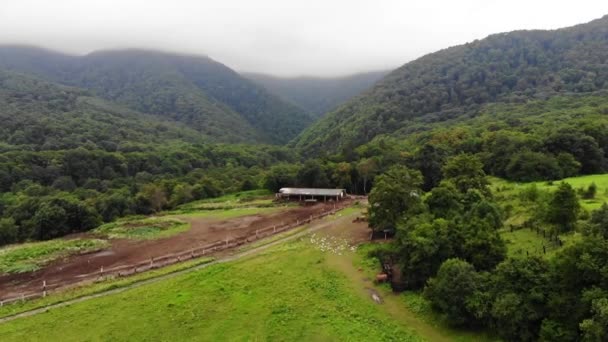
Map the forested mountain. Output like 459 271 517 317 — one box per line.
293 15 608 154
0 69 211 151
244 70 389 118
0 46 312 144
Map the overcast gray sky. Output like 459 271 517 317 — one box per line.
1 0 607 76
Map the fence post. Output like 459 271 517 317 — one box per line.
0 300 3 307
203 249 206 255
150 258 154 267
21 294 25 302
43 280 47 298
100 266 104 276
273 226 276 233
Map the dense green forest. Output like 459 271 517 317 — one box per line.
0 46 312 144
244 70 388 118
0 69 209 150
293 15 608 155
366 155 608 341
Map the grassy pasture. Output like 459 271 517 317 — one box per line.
492 174 608 211
95 217 189 240
0 239 423 341
0 239 108 274
176 206 283 219
178 189 275 211
533 174 608 210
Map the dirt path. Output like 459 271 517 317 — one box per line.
317 207 454 342
0 202 346 299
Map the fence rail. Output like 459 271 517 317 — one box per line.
0 204 348 306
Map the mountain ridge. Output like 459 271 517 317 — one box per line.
291 14 608 155
0 46 313 144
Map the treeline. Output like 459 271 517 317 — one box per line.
0 143 296 246
367 154 607 341
315 95 608 190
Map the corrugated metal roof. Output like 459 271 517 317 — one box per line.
278 188 346 196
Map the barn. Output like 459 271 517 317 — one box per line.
276 188 347 202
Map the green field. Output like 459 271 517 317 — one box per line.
95 217 190 240
178 189 275 211
176 206 284 219
0 240 423 341
0 239 108 274
491 174 606 260
492 173 608 211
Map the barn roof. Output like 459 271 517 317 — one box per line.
278 188 346 196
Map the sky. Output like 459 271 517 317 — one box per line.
0 0 607 76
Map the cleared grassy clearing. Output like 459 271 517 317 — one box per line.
95 217 189 240
500 228 558 259
0 240 422 341
0 239 108 274
492 174 608 211
491 175 606 258
178 189 275 210
534 174 608 210
176 206 283 219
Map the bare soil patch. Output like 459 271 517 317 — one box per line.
0 201 347 300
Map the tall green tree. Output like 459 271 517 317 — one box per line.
424 258 480 327
357 158 378 194
546 182 580 233
442 154 490 195
368 165 423 232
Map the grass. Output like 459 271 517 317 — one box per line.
176 206 283 219
0 240 423 341
491 174 608 258
95 217 189 240
0 257 214 319
533 174 608 210
500 228 558 259
0 239 108 274
178 189 275 210
492 173 608 211
237 225 309 252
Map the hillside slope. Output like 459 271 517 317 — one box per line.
244 70 389 118
292 15 608 155
0 69 208 151
0 47 312 144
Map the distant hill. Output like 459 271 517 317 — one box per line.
292 15 608 155
0 69 209 151
0 46 313 144
244 70 389 118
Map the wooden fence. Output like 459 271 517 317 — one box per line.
0 205 347 306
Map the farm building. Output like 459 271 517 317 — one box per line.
276 188 347 202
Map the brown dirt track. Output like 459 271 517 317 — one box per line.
0 201 349 300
